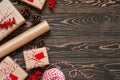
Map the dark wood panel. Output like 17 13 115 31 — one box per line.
42 4 120 14
12 0 120 14
43 36 120 58
49 58 120 80
42 14 120 36
57 0 120 7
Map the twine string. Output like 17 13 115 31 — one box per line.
46 61 95 79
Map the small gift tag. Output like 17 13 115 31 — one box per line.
23 47 49 70
0 0 26 41
21 0 46 10
0 56 28 80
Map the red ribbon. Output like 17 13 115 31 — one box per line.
28 0 34 3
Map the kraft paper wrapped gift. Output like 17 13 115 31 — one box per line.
0 0 26 41
21 0 46 10
23 47 49 70
0 56 28 80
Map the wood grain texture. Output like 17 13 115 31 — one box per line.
0 0 120 80
41 14 120 36
12 0 120 13
42 0 120 13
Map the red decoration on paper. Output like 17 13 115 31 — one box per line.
9 73 18 80
28 0 34 2
0 17 16 29
48 0 57 10
35 52 45 60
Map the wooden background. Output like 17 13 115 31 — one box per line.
0 0 120 80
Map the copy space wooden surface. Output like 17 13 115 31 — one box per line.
0 0 120 80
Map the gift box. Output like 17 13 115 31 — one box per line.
0 0 26 41
21 0 46 10
0 56 28 80
23 47 49 70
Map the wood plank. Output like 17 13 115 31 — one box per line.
43 36 120 58
42 4 120 14
12 0 120 14
57 0 120 6
42 14 120 36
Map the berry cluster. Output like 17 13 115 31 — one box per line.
48 0 57 10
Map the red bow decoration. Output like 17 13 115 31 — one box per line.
0 17 16 29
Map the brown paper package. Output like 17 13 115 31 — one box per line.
0 0 26 41
23 47 49 70
0 56 28 80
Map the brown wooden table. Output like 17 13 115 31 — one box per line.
0 0 120 80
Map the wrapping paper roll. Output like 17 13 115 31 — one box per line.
0 20 51 58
